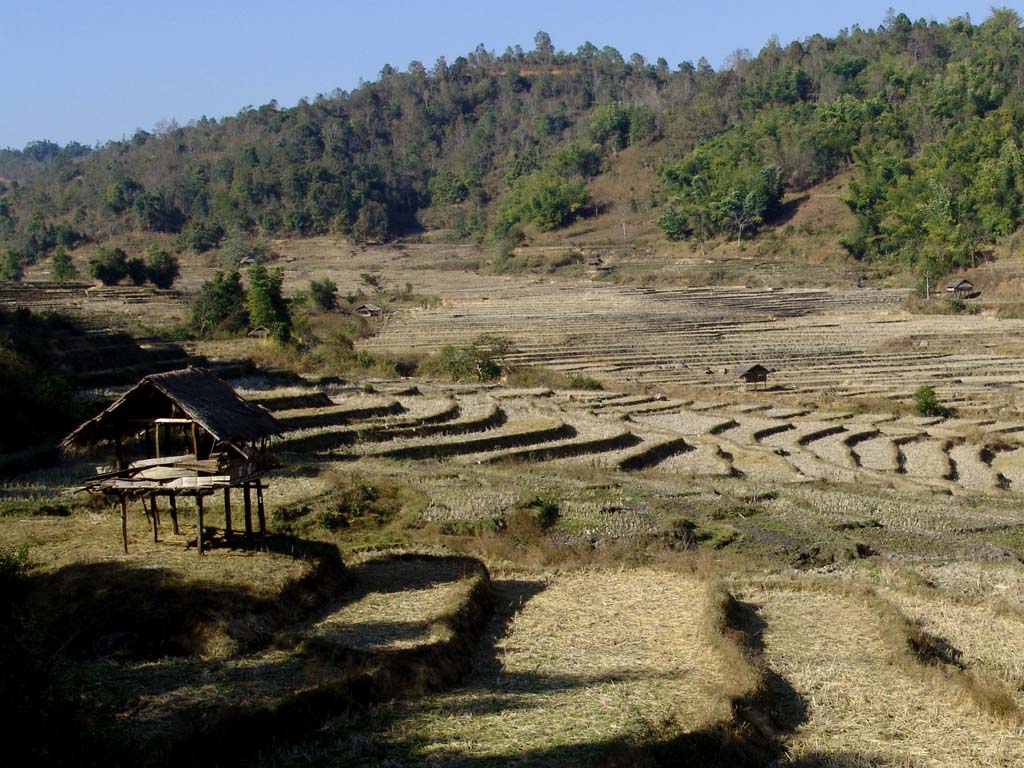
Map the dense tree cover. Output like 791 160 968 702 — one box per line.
190 266 289 341
5 10 1024 278
0 309 86 454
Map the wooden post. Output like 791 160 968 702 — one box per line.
169 494 179 535
243 483 253 541
256 481 266 534
154 423 161 459
196 495 205 555
120 495 129 554
114 435 125 471
149 494 159 542
191 421 199 458
223 487 233 545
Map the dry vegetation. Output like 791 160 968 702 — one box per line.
6 232 1024 766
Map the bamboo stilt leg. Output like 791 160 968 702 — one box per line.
149 494 159 543
120 496 129 554
169 495 179 535
223 487 232 545
243 483 253 541
196 495 205 555
256 482 266 534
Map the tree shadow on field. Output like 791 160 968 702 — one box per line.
730 598 809 733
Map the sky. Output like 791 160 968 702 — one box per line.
1 1 1006 149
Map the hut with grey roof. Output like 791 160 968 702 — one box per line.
945 278 975 297
63 367 283 555
355 302 383 318
732 363 771 389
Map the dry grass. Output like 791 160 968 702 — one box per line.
306 555 481 652
739 584 1024 766
0 505 308 594
357 568 731 766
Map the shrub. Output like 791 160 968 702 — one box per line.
50 246 77 281
0 249 22 283
125 257 147 286
506 496 560 544
567 373 604 390
913 385 949 417
425 335 513 381
308 278 338 311
88 246 129 285
190 271 247 337
145 246 180 289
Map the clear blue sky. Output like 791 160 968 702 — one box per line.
1 1 1003 149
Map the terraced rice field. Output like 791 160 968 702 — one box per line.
739 585 1024 766
286 568 734 767
256 379 1024 498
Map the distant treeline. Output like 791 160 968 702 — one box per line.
4 11 1024 278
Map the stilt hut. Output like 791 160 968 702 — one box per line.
945 278 975 298
732 363 771 390
62 368 283 555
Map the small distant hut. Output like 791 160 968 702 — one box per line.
732 363 771 389
238 256 257 267
355 303 383 318
247 325 270 339
62 368 283 555
945 278 975 298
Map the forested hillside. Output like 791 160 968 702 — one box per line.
4 10 1024 280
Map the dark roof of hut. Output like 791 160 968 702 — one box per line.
731 363 770 378
946 278 974 289
62 368 283 450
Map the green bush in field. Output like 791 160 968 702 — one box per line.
913 385 949 417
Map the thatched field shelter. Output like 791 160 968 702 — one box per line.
732 363 771 389
62 368 283 555
946 278 975 297
355 302 383 318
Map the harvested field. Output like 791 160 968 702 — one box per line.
14 239 1024 767
742 586 1024 766
306 556 482 652
309 568 734 766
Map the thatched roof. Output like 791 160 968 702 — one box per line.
731 363 770 378
62 368 282 451
946 278 974 290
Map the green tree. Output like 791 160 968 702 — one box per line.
434 334 514 381
50 246 77 281
1 250 22 282
126 257 147 286
308 278 338 310
88 246 128 285
498 170 589 232
913 385 949 417
246 264 290 341
190 271 247 337
144 246 180 289
352 201 389 242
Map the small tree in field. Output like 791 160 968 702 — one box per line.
1 249 23 282
308 278 338 310
247 264 290 341
51 246 77 281
126 257 147 286
913 385 948 417
88 246 129 285
145 246 180 289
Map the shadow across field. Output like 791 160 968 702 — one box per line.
8 540 493 768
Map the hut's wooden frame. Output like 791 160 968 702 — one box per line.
63 368 283 555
